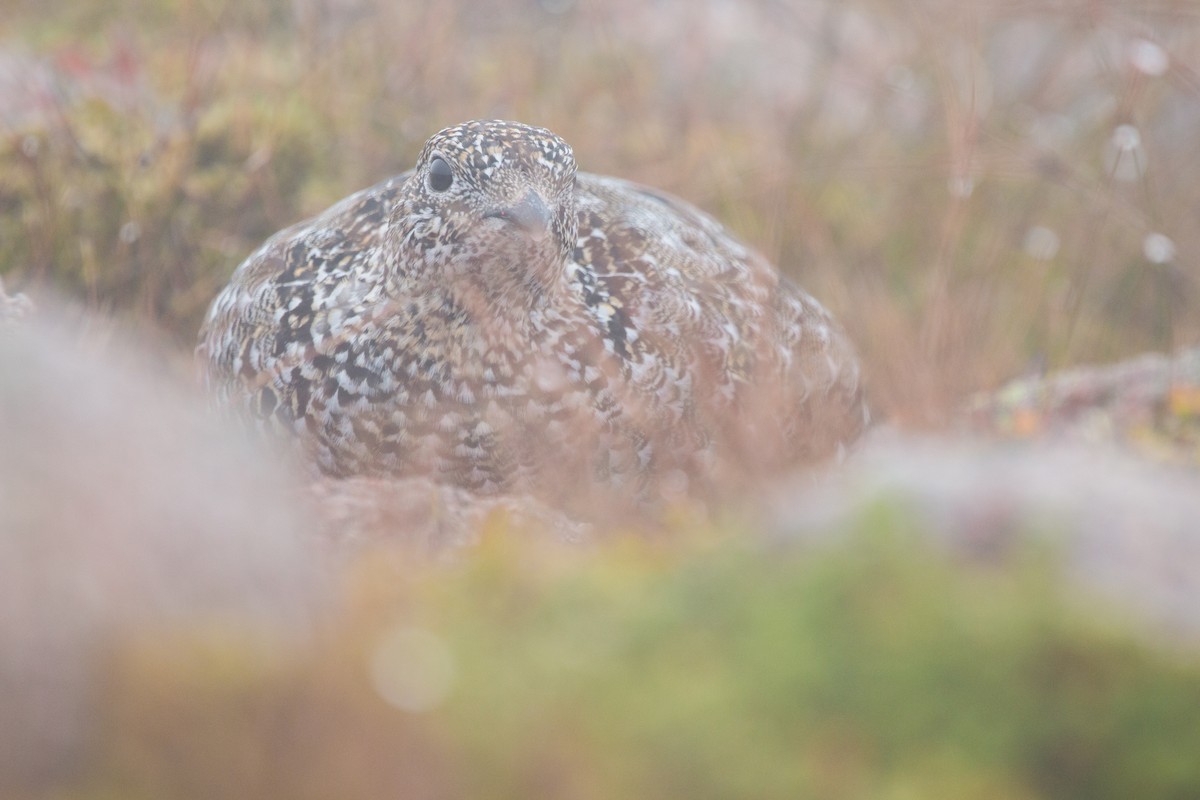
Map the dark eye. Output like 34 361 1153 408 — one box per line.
428 156 453 192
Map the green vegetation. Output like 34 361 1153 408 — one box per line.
75 526 1200 799
4 2 1200 797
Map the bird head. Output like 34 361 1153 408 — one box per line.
391 120 579 311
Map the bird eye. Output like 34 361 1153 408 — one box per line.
427 156 453 192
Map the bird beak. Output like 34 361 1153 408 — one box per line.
486 189 552 241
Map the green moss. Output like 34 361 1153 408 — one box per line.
61 520 1200 800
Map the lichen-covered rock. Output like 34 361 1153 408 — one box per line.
769 431 1200 644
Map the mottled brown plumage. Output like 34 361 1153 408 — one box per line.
199 120 866 508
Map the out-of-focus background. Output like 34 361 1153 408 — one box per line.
4 0 1198 419
4 1 1200 798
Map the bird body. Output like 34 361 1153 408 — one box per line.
199 121 865 507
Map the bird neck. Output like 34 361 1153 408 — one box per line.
442 259 579 338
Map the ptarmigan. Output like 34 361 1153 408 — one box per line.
199 120 866 508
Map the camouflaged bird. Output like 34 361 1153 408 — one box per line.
199 120 866 507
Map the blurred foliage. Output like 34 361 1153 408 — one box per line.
2 0 1199 422
4 4 1200 798
47 522 1200 799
